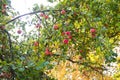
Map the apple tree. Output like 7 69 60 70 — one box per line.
0 0 120 80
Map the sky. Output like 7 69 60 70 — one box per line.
11 0 57 14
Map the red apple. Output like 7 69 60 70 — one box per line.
90 28 96 33
63 39 69 44
65 31 71 36
36 23 41 28
3 4 6 9
34 41 39 46
91 33 96 38
45 48 52 56
53 24 59 30
79 50 83 53
68 35 72 39
61 10 66 14
40 13 45 17
44 15 49 19
17 30 22 34
61 32 65 36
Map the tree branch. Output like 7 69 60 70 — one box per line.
52 54 107 74
0 29 15 80
5 10 63 25
3 29 13 60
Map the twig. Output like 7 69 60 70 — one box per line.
83 15 91 28
35 14 42 23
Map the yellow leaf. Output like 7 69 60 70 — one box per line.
74 20 82 28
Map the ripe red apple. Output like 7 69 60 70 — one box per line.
79 50 83 53
17 30 22 34
68 35 72 39
61 32 65 36
45 48 52 56
3 4 6 9
36 23 41 28
40 13 45 17
53 24 59 30
91 33 96 38
44 15 49 19
63 39 69 44
34 41 39 46
61 10 66 14
90 28 96 33
65 31 71 36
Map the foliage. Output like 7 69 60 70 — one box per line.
0 0 120 80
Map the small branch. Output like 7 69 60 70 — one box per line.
35 14 42 23
53 54 79 63
109 31 120 38
66 58 79 63
88 65 103 74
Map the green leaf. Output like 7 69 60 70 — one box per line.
18 67 25 72
36 61 49 70
27 61 35 67
20 56 25 61
47 0 54 3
